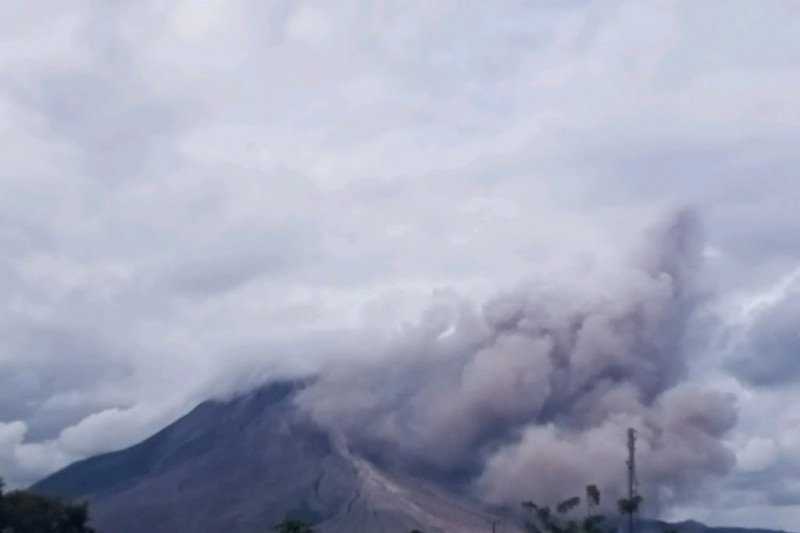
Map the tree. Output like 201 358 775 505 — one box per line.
617 493 642 532
616 495 642 516
522 485 610 533
273 518 314 533
585 485 599 509
522 485 652 533
0 488 95 533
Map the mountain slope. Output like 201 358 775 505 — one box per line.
32 381 793 533
33 381 513 533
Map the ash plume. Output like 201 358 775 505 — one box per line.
296 209 737 514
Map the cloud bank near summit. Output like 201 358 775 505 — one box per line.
2 1 800 529
298 210 737 512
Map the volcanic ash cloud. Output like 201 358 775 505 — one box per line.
297 209 737 513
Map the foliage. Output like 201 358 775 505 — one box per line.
617 495 642 515
0 477 95 533
522 485 616 533
585 485 600 508
556 497 581 514
521 483 655 533
272 518 314 533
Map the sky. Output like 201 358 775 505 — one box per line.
1 0 800 529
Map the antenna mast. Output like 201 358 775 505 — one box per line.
626 427 638 533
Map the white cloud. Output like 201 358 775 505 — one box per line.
737 437 779 473
0 421 69 487
0 2 800 528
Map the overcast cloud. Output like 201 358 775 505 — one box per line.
2 1 800 529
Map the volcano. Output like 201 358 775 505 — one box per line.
32 381 516 533
31 381 787 533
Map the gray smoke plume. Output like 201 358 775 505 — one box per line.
296 209 737 514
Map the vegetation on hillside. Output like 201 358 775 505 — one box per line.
520 486 679 533
273 518 315 533
0 476 96 533
522 484 610 533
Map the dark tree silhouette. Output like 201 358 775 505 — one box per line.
522 485 612 533
616 495 643 533
273 518 315 533
0 476 95 533
585 485 600 508
522 484 654 533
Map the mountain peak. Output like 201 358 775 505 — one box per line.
32 380 793 533
32 381 514 533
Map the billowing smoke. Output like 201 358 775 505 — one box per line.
296 209 737 514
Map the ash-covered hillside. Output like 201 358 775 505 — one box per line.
32 381 516 533
32 381 793 533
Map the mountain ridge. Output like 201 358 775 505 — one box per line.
32 381 792 533
34 381 514 532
